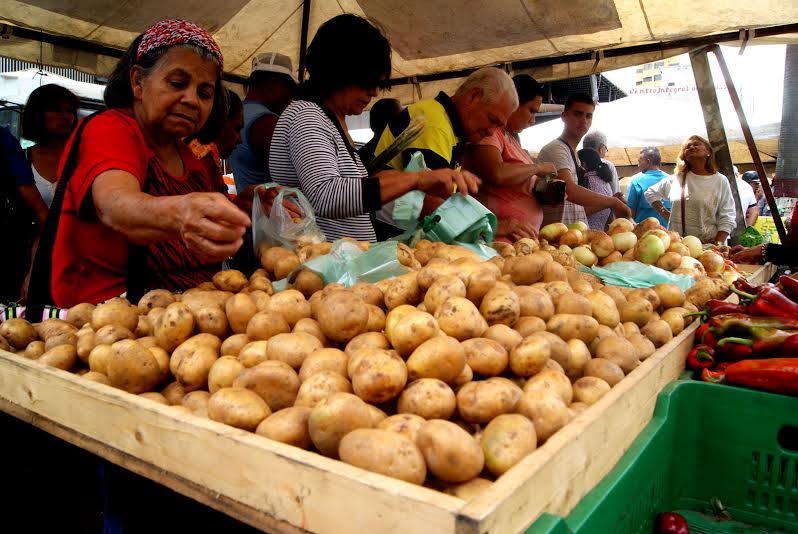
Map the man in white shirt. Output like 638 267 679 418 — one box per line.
733 166 759 227
536 93 631 226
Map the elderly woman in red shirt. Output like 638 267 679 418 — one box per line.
32 20 250 308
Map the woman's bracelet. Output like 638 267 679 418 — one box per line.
761 243 769 264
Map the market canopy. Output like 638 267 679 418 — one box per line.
2 1 798 103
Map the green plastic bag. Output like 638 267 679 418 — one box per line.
738 226 763 247
273 240 410 290
579 261 695 290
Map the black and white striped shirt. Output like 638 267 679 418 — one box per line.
269 100 382 242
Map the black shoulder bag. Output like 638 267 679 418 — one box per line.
27 112 149 319
559 138 588 188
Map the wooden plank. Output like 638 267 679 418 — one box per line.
0 352 464 534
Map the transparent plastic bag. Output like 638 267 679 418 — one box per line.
579 261 695 290
252 183 325 252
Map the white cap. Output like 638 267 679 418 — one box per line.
250 52 297 84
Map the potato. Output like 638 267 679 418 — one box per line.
274 254 301 280
466 268 499 306
508 252 548 285
569 402 590 417
509 334 551 377
256 406 312 449
208 387 271 431
622 322 641 338
315 291 369 344
147 307 166 331
397 378 456 419
249 290 272 312
345 332 390 356
585 291 620 328
513 316 548 337
107 339 160 393
170 335 219 392
595 337 640 373
377 413 426 442
481 414 537 476
237 340 269 368
461 338 508 377
352 350 407 404
264 290 311 329
545 281 572 303
627 333 657 361
137 289 174 314
0 334 9 352
424 275 467 315
565 339 591 380
299 348 348 381
388 310 440 356
292 318 328 345
339 428 427 485
139 392 169 405
35 318 77 341
42 330 78 353
452 363 474 387
93 324 133 347
149 346 171 384
476 286 520 327
246 310 291 342
191 305 228 338
406 335 466 383
223 294 257 335
91 301 138 333
180 289 231 314
161 381 186 405
523 369 573 404
364 305 386 333
24 340 46 360
38 344 78 371
249 275 274 295
67 302 96 328
515 390 572 442
261 246 294 275
384 273 422 309
88 344 112 374
416 420 484 483
182 390 211 416
155 302 195 352
514 287 555 320
583 358 625 387
556 293 592 316
572 376 612 405
542 260 568 282
266 332 323 369
292 269 325 299
416 259 457 291
218 334 248 358
531 331 573 372
443 478 493 500
546 314 599 344
483 324 523 354
294 371 352 408
0 318 37 349
620 298 654 327
234 360 300 411
435 297 487 341
207 356 246 394
350 282 384 308
308 392 373 457
82 371 111 385
641 320 673 348
653 283 685 309
659 307 686 336
456 378 523 424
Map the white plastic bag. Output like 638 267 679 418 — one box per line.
252 183 325 251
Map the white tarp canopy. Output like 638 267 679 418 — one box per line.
2 1 798 103
0 68 105 105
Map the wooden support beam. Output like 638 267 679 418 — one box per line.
689 47 745 243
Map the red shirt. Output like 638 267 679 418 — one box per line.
51 110 226 307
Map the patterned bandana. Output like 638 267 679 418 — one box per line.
136 19 224 70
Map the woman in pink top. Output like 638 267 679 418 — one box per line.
464 75 556 240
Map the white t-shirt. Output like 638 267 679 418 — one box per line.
644 171 737 242
735 177 757 213
32 163 55 208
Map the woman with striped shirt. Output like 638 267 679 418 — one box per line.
269 14 479 242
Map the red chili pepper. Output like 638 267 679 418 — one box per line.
685 300 748 321
724 358 798 396
783 334 798 357
695 323 717 348
709 314 798 336
654 512 690 534
731 285 798 320
687 344 715 369
734 278 758 294
779 275 798 302
716 337 754 361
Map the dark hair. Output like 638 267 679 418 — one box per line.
250 70 296 89
639 146 661 166
578 147 613 183
21 84 79 143
368 98 402 133
512 74 545 105
564 92 596 111
104 33 226 134
302 14 392 100
193 88 240 144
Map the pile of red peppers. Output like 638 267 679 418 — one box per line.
687 275 798 397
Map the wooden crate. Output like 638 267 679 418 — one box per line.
0 264 775 534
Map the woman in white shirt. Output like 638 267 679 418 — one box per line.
644 135 736 244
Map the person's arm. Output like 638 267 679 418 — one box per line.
745 205 759 227
715 178 737 243
17 184 49 227
464 144 556 188
92 170 250 263
644 178 672 220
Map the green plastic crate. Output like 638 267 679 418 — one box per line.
528 381 798 534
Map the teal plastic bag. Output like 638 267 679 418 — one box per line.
579 261 695 290
273 240 410 291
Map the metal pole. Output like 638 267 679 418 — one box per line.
297 0 312 83
690 46 745 242
710 44 787 242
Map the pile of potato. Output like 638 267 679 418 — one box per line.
0 237 725 497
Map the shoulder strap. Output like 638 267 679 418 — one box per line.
680 173 687 236
559 138 587 188
27 111 103 316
